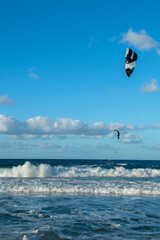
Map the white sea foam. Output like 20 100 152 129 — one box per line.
0 161 160 178
0 162 53 178
23 236 28 240
0 162 159 196
0 177 159 196
117 163 127 166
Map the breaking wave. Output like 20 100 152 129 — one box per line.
0 161 160 178
0 177 159 196
0 162 160 196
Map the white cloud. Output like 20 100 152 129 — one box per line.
8 134 37 140
26 116 55 134
0 115 22 134
141 79 160 92
126 124 137 130
120 29 159 50
54 118 87 133
107 132 115 139
8 134 55 140
0 115 149 144
140 123 160 130
0 115 138 138
78 135 103 139
0 95 14 105
121 133 144 144
37 118 108 136
41 134 55 139
107 122 135 131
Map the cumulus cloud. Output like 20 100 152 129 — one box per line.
107 122 135 131
0 95 14 105
108 122 124 131
0 115 147 144
0 114 140 140
54 118 88 133
121 133 144 144
141 79 160 92
26 116 55 134
0 115 23 134
0 115 140 138
120 29 159 50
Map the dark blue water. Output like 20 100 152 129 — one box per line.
0 159 160 239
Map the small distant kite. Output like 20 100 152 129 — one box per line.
114 129 120 139
125 48 138 77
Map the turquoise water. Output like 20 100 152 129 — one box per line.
0 159 160 239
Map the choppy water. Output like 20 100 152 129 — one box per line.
0 159 160 239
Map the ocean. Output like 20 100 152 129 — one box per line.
0 159 160 240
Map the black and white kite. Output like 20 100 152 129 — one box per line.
114 129 120 139
125 48 138 77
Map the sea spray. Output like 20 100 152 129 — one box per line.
0 161 53 178
0 161 160 178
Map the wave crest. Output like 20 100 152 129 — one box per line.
0 161 160 178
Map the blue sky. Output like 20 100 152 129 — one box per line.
1 0 160 159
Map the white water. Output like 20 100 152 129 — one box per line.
0 177 159 195
0 162 160 196
0 161 160 178
0 162 159 196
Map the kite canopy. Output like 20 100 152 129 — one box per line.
125 48 138 77
114 129 120 139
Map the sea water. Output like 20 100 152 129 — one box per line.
0 159 160 239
